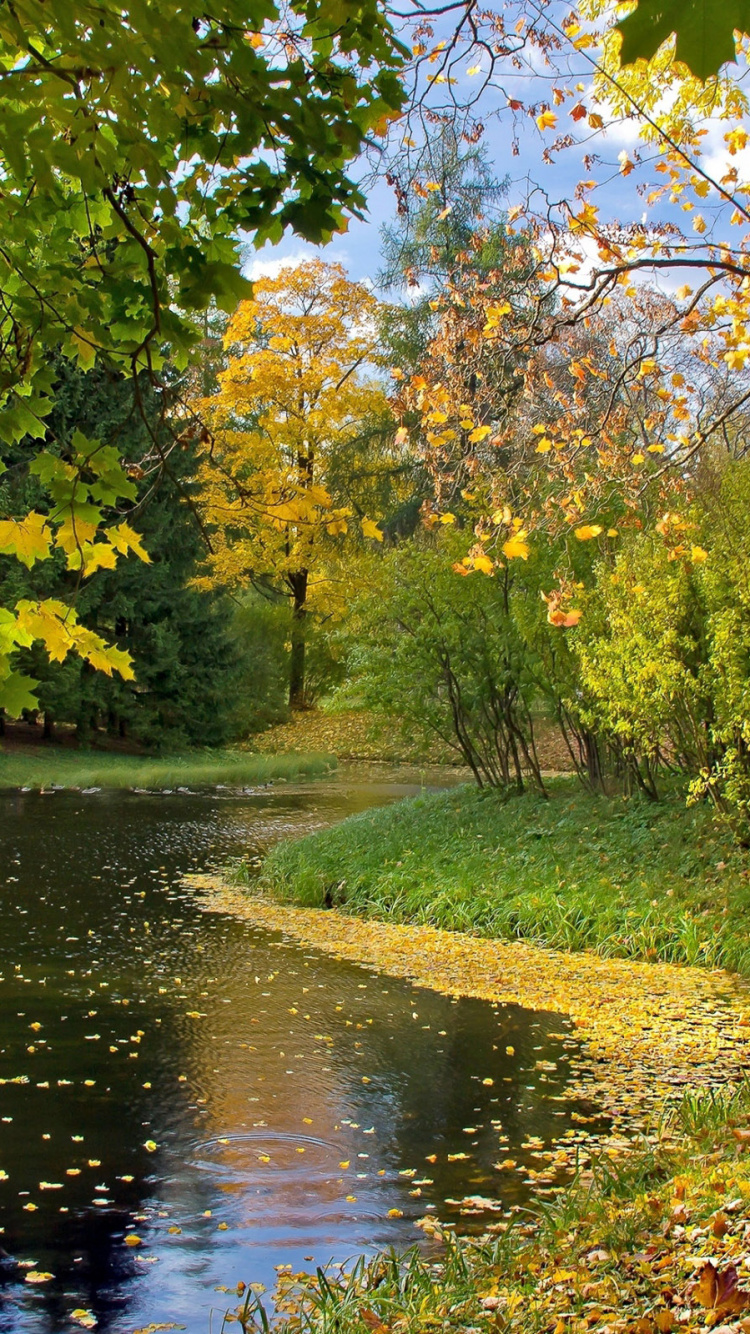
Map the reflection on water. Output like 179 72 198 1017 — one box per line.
0 769 602 1333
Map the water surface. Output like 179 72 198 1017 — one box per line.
0 768 600 1333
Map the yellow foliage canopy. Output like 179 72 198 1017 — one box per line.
196 260 391 610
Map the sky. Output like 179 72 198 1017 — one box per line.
239 6 750 296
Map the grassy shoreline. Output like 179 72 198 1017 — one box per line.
0 746 336 793
229 1084 750 1334
256 780 750 975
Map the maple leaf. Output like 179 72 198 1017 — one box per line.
692 1261 749 1316
0 513 52 569
362 517 384 542
548 607 583 627
616 0 750 81
503 535 530 560
106 522 150 563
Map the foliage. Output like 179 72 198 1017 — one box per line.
257 778 750 973
0 360 242 748
195 260 406 707
616 0 749 80
0 0 404 713
573 537 712 800
377 130 511 379
381 0 750 596
344 537 547 790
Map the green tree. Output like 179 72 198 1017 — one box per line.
0 0 404 713
345 535 547 791
1 360 241 747
378 131 510 378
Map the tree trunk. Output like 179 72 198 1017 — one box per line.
43 711 55 741
288 570 308 710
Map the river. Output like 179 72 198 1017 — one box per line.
0 766 600 1333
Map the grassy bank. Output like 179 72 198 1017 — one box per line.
257 780 750 974
230 1085 750 1334
0 747 336 792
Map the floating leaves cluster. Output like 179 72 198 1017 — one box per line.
196 883 750 1134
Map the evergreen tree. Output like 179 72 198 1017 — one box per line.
0 360 241 748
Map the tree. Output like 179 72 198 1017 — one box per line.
0 359 242 747
0 0 404 715
345 534 547 791
195 260 396 708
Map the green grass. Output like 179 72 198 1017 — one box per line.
257 778 750 974
0 746 337 792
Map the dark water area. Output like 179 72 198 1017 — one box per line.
0 768 602 1333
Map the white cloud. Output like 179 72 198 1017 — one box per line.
242 244 325 281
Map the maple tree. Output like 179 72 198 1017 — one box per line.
0 0 404 716
195 260 399 708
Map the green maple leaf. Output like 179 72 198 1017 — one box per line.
0 670 39 718
616 0 750 80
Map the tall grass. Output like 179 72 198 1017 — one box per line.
0 747 336 792
258 779 750 974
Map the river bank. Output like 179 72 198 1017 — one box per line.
194 878 750 1133
196 881 750 1334
0 746 336 792
229 1081 750 1334
253 780 750 975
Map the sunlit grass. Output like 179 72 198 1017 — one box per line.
0 746 336 792
258 779 750 974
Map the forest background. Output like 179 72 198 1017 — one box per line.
4 0 750 840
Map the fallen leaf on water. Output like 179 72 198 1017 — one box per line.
71 1311 96 1330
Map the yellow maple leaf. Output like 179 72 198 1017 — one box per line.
106 522 150 562
472 553 494 575
362 517 384 542
503 535 530 560
536 110 557 131
0 513 52 568
574 525 603 540
570 202 599 233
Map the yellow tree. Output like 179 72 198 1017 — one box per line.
196 260 390 708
